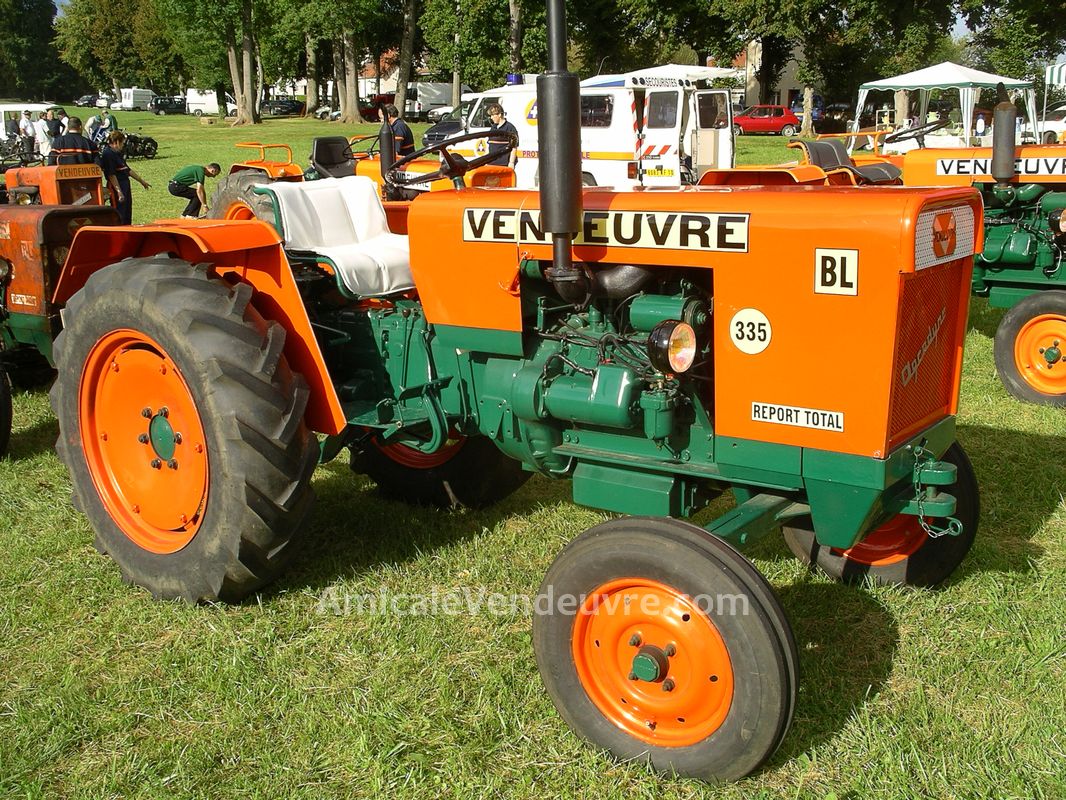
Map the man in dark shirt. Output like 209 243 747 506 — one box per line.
48 117 98 165
486 103 518 168
100 131 151 224
168 162 221 218
385 105 415 158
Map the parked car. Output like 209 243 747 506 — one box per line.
427 105 453 122
262 98 305 116
789 94 825 121
732 105 801 136
421 114 463 148
815 102 853 134
74 94 99 108
1023 108 1066 144
149 95 186 115
95 95 114 109
360 93 395 122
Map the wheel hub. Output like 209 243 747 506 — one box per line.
630 644 670 683
1014 315 1066 394
148 410 177 461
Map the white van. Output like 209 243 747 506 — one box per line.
113 87 156 111
186 89 238 117
405 82 472 121
449 65 735 188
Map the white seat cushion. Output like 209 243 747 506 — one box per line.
264 177 414 296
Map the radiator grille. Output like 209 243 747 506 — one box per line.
914 204 976 271
888 260 965 448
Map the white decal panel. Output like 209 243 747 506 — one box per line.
936 157 1066 177
751 402 844 432
814 248 858 295
462 208 749 252
914 204 976 271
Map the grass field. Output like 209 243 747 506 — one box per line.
1 113 1065 799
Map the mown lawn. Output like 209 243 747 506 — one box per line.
1 113 1064 799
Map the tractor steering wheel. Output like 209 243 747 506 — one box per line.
346 133 380 161
384 129 518 188
882 118 952 147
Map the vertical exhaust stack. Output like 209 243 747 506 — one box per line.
991 82 1017 188
538 0 583 279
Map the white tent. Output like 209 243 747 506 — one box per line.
582 64 741 89
855 61 1038 146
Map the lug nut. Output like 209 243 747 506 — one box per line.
150 459 162 469
662 679 675 692
138 433 149 444
174 433 182 444
629 634 642 647
664 644 676 657
167 459 178 470
159 407 169 418
628 671 638 681
141 407 153 418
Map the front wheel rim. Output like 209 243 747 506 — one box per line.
833 514 927 566
1013 314 1066 395
79 330 209 554
571 577 734 747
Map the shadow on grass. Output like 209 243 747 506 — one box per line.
266 460 573 599
952 423 1060 579
967 295 1004 339
6 414 57 461
771 580 898 763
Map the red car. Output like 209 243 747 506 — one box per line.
733 105 801 136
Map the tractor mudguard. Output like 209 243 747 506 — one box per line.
52 219 346 435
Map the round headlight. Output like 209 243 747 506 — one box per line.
648 320 697 374
1049 207 1065 237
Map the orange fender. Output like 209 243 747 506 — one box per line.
53 219 346 435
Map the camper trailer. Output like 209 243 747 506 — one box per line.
448 65 736 188
113 88 156 111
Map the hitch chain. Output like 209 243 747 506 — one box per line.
912 445 963 539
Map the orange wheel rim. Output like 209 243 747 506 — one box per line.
572 578 734 747
1013 314 1066 395
834 514 927 566
222 201 256 221
79 330 209 554
374 432 466 469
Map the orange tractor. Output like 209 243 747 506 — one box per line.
18 0 986 781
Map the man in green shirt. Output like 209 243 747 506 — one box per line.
168 163 221 218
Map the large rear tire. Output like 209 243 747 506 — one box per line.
207 171 275 224
51 257 318 602
351 434 530 509
533 517 797 782
993 290 1066 406
783 442 979 588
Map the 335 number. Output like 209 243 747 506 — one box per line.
734 320 768 343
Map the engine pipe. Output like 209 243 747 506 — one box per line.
538 0 582 278
991 82 1017 188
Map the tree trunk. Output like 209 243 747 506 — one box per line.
332 36 347 119
394 0 418 117
507 0 523 75
305 35 318 116
800 85 814 138
339 30 364 124
225 25 246 120
234 0 259 125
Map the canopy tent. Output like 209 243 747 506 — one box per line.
854 61 1038 146
582 64 741 89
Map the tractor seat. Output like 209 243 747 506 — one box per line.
791 138 902 184
261 177 414 297
310 136 356 178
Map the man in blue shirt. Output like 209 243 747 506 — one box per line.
385 105 415 158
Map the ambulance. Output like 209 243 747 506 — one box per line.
448 64 736 187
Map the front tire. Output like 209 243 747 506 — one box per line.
733 124 743 136
534 517 797 782
352 434 530 509
780 124 797 137
993 290 1066 405
51 258 318 602
783 442 979 588
207 171 274 224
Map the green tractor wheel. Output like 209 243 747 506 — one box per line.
0 362 11 459
51 257 318 602
993 290 1066 406
783 442 979 588
533 516 797 782
351 433 530 509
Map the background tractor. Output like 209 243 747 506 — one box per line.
28 0 984 783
